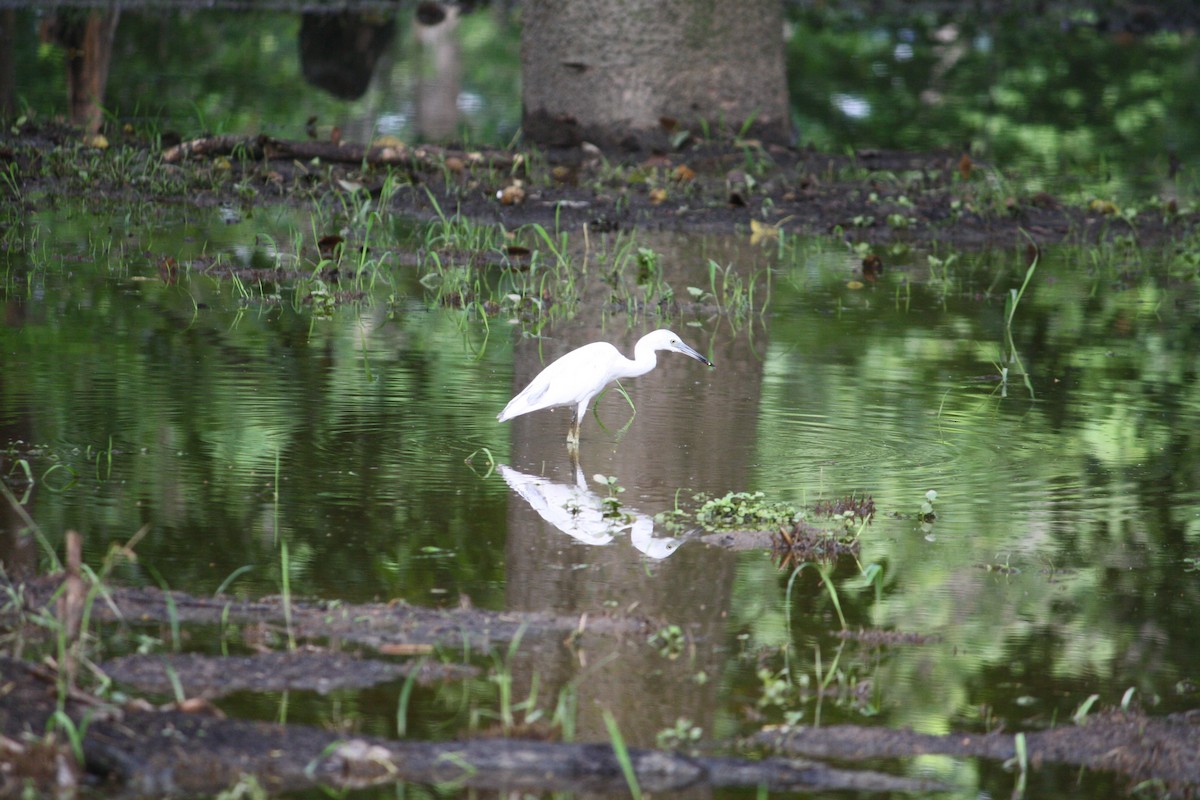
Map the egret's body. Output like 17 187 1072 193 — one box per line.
498 329 713 444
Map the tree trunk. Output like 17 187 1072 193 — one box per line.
521 0 790 150
41 10 120 133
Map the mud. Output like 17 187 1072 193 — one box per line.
754 712 1200 797
2 570 1199 796
3 125 1197 252
101 650 477 700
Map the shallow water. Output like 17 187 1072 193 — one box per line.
2 202 1199 796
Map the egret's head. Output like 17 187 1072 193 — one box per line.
646 329 713 367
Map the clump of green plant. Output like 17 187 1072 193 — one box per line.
693 491 799 531
648 624 686 660
752 645 877 726
919 489 937 522
685 260 763 322
593 474 626 519
655 717 702 750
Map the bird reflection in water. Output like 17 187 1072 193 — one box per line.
498 464 688 559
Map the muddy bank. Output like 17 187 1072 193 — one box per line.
755 713 1200 797
4 125 1197 251
0 657 946 798
3 572 1200 796
9 574 656 654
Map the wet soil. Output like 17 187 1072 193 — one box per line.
755 712 1200 797
0 656 949 798
3 571 1199 797
4 125 1198 254
1 577 948 797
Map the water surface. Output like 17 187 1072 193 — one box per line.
3 203 1199 796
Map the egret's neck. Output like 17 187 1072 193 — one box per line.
623 344 658 379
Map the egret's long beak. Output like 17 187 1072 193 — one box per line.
677 343 714 368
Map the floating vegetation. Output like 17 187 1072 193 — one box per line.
693 491 800 531
810 494 875 527
770 523 860 570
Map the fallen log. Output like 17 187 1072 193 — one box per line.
0 658 946 797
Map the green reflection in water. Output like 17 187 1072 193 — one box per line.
724 238 1200 748
1 207 514 607
3 202 1200 800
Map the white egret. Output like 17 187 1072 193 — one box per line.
498 329 713 444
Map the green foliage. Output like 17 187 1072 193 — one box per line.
648 624 686 660
784 8 1200 202
12 9 520 145
693 492 799 531
655 717 702 750
593 474 626 518
601 709 642 800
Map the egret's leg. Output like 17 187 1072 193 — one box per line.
567 400 588 446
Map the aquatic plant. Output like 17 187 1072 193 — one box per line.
770 523 860 570
655 717 702 750
601 709 643 800
693 491 799 530
648 624 686 660
593 474 626 518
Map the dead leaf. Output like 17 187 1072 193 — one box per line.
958 153 973 180
648 187 668 205
444 156 464 174
1089 199 1120 215
378 643 435 656
498 182 526 205
672 164 696 182
176 698 224 716
749 216 792 246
